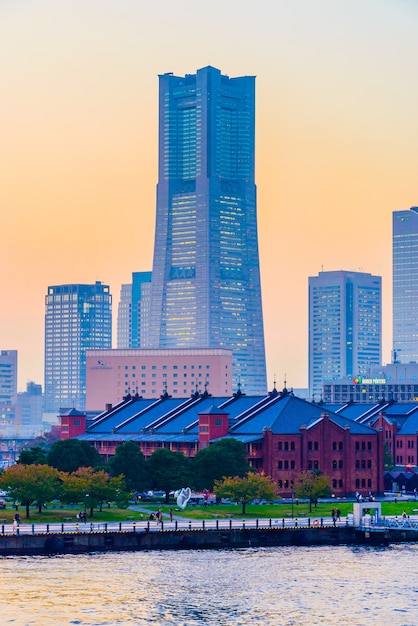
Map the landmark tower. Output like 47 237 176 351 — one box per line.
148 66 267 395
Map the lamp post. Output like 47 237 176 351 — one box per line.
84 493 89 521
291 490 295 518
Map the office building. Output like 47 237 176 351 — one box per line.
393 207 418 364
309 270 382 399
0 350 17 405
117 272 152 348
85 347 233 410
147 66 267 395
44 282 112 412
16 382 44 436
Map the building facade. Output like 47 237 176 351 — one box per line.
85 347 233 410
75 389 385 498
44 282 112 412
309 270 382 400
117 272 152 349
0 350 17 406
16 382 43 436
147 66 267 395
393 207 418 364
323 363 418 403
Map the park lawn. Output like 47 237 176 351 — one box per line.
0 500 416 524
0 504 145 524
150 500 418 520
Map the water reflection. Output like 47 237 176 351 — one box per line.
0 545 416 625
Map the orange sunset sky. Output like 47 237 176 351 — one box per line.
1 0 418 393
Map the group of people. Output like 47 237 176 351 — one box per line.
148 508 174 523
331 508 341 526
76 511 87 523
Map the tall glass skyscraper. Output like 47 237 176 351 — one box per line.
309 270 382 399
117 271 152 348
148 66 267 395
393 207 418 363
44 282 112 412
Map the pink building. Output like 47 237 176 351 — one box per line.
86 348 233 411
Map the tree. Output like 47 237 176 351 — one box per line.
0 464 62 518
193 438 251 490
18 447 48 465
146 449 192 503
214 472 278 515
48 439 104 473
108 441 150 492
293 470 332 512
61 467 126 517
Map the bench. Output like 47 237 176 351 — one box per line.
63 517 72 522
126 516 135 521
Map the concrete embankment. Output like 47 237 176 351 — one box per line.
1 525 417 556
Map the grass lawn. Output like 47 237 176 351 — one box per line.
1 499 416 524
143 500 418 520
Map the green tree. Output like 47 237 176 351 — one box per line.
214 472 278 515
146 449 192 503
193 438 251 490
109 441 150 492
61 467 126 517
0 464 62 518
293 470 332 512
48 439 104 473
18 447 48 465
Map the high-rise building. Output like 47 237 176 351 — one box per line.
17 382 43 436
44 282 112 412
148 66 267 395
309 270 382 399
0 350 17 405
393 207 418 364
117 272 152 348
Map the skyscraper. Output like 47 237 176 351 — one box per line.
117 271 152 348
0 350 17 406
148 66 267 395
309 270 382 399
393 207 418 364
44 282 112 412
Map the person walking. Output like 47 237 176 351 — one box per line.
169 508 173 522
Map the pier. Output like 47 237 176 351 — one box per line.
0 511 417 556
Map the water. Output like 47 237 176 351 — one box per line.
0 545 417 625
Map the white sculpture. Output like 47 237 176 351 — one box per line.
176 487 192 509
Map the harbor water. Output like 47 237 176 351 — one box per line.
0 544 417 625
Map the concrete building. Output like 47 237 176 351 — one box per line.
44 282 112 412
16 382 43 436
117 272 152 349
323 363 418 403
147 66 267 396
0 350 17 406
393 207 418 364
85 348 233 411
309 270 382 400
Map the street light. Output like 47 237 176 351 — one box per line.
84 493 89 521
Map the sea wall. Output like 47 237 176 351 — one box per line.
1 525 415 556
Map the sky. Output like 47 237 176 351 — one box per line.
1 0 418 393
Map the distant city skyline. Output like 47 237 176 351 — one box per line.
2 1 418 391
